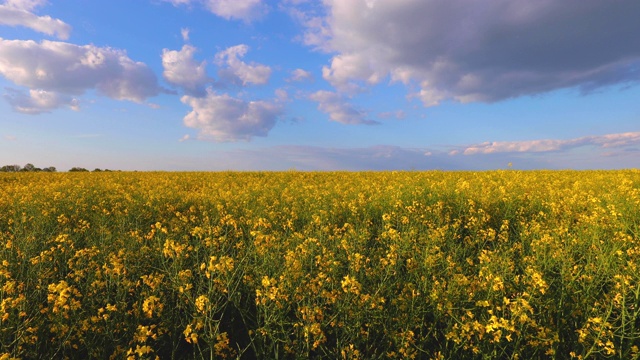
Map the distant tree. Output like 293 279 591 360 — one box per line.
20 163 36 172
1 164 21 172
69 167 89 172
22 163 43 172
93 168 102 172
42 167 57 172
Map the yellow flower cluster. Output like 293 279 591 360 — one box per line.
1 170 640 358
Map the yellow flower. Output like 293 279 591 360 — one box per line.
142 296 163 318
183 324 198 344
195 295 209 313
341 275 361 295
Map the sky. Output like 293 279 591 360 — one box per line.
0 0 639 171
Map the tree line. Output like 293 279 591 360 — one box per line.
0 163 116 172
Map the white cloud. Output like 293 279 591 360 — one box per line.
288 68 313 82
179 134 191 142
181 89 283 141
3 88 78 114
322 52 383 93
215 44 271 86
0 3 71 39
160 0 266 22
597 132 640 148
161 44 209 96
463 139 566 155
0 38 161 107
161 0 192 6
305 0 640 105
4 134 17 141
203 0 266 22
180 27 190 41
462 132 640 155
308 90 377 125
4 0 47 11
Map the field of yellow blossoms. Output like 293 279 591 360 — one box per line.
1 170 640 359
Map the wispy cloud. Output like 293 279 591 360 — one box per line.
462 132 640 155
377 110 406 120
287 68 313 82
180 27 190 42
309 90 377 125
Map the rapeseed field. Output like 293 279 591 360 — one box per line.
1 171 639 359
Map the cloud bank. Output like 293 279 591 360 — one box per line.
308 0 640 105
462 132 640 155
206 130 640 170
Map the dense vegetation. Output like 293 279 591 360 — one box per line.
1 171 639 359
0 163 117 172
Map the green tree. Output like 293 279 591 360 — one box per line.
0 164 21 172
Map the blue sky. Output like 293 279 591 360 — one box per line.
0 0 639 171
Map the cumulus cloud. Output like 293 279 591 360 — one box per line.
306 0 640 105
309 90 377 125
215 44 271 86
3 87 78 114
0 38 162 107
0 1 71 39
162 45 209 96
288 68 313 82
181 89 283 141
160 0 266 22
462 132 640 155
